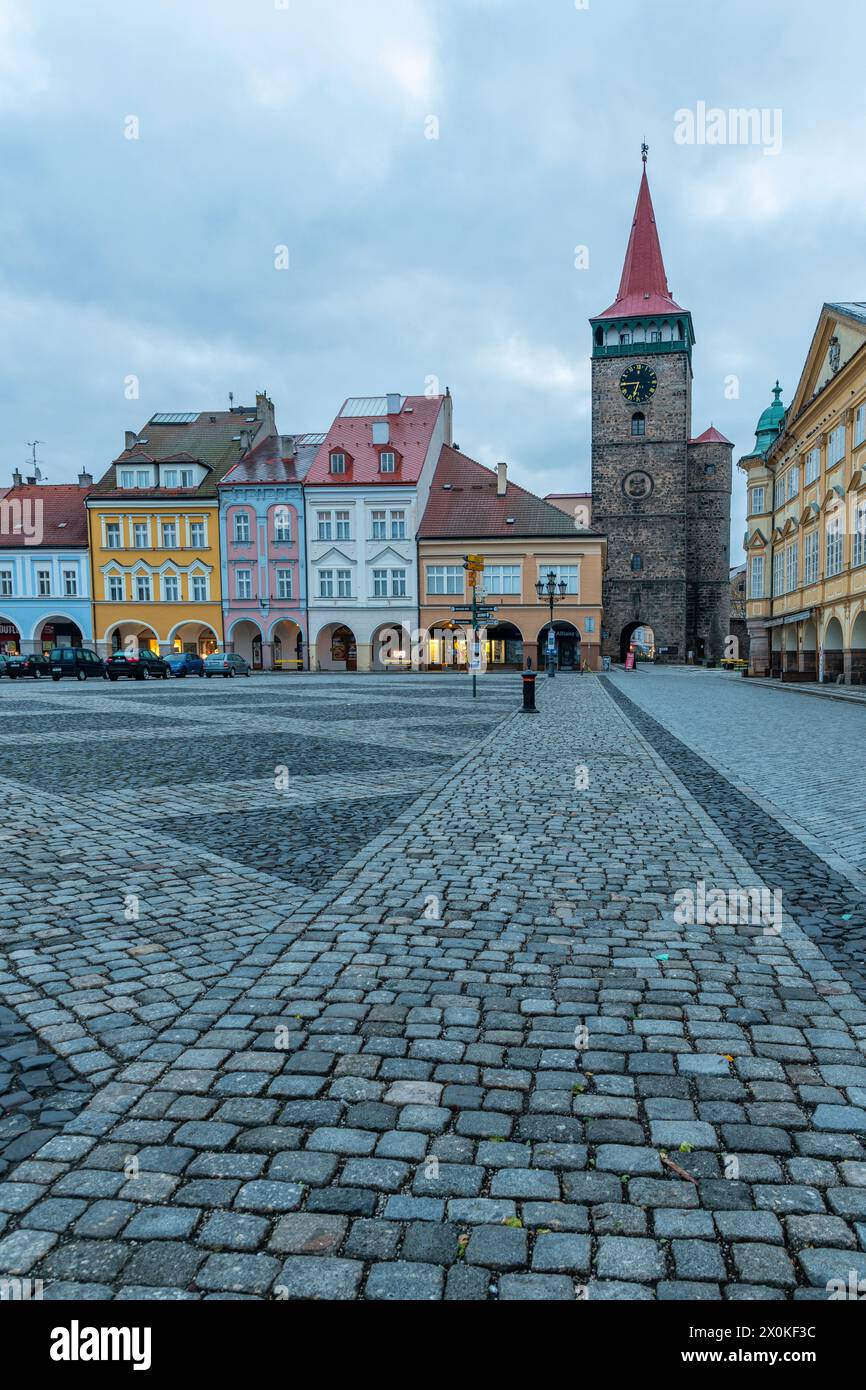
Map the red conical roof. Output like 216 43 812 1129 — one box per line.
597 165 683 320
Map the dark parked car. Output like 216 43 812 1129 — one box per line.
0 652 16 677
166 651 205 677
6 653 51 679
50 647 107 681
204 652 251 678
106 649 170 681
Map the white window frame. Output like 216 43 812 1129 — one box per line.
275 567 292 599
390 510 406 540
485 564 521 595
163 468 178 488
107 574 124 602
119 469 135 488
749 554 764 599
63 568 78 597
180 468 196 488
235 569 252 600
856 405 866 449
826 516 843 576
162 572 180 602
318 568 334 598
749 486 765 515
0 569 13 597
329 452 346 474
36 567 51 597
803 531 819 586
390 568 407 597
784 540 798 593
133 521 149 548
135 573 152 602
233 512 251 543
191 574 209 603
336 568 352 598
804 448 820 485
828 424 846 468
317 511 332 542
379 451 396 473
371 510 386 540
273 511 291 543
188 520 206 547
541 564 579 596
772 550 784 596
427 565 463 596
161 521 177 548
787 466 799 500
105 521 121 547
335 510 350 541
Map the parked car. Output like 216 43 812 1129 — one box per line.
6 653 51 679
50 647 108 681
106 649 170 681
204 651 251 678
166 651 205 678
0 652 17 677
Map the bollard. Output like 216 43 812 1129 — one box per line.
521 668 538 713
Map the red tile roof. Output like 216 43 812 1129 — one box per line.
0 483 91 548
305 395 445 486
220 433 320 487
419 447 602 539
690 426 733 446
597 166 683 320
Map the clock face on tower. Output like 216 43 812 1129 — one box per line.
619 363 658 403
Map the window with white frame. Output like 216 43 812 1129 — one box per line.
784 540 799 593
749 554 764 599
161 521 177 547
133 521 149 547
335 510 350 540
191 574 208 602
108 574 124 602
233 512 251 543
63 569 78 597
427 565 463 595
37 567 50 596
856 405 866 449
379 451 396 473
276 567 292 599
162 573 179 602
828 424 846 468
235 569 252 599
336 569 352 597
318 569 334 598
329 452 346 474
135 573 152 601
750 486 765 515
119 470 134 488
317 511 332 541
826 515 843 576
0 569 12 597
804 530 819 586
542 564 579 595
372 568 388 598
804 448 820 485
189 520 206 547
772 551 783 596
787 466 799 500
854 503 866 567
371 510 386 540
136 469 151 488
105 521 121 547
273 510 291 542
390 568 406 597
180 469 195 488
773 476 786 510
163 469 178 488
485 564 521 594
390 510 406 540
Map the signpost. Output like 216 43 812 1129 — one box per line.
462 555 487 697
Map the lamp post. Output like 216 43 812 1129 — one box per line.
535 570 568 677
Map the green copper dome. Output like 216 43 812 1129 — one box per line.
754 381 785 454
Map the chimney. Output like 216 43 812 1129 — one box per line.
255 391 276 436
125 430 137 450
239 428 253 452
11 468 23 488
78 470 93 488
280 435 296 459
496 461 508 496
386 393 401 415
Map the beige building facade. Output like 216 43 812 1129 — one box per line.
740 304 866 683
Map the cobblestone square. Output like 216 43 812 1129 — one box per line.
1 670 865 1301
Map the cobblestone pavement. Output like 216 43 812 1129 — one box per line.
1 672 865 1301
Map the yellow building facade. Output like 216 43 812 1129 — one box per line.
740 304 866 682
87 398 277 656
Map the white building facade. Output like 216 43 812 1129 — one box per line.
304 393 451 671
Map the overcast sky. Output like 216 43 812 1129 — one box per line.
2 0 865 554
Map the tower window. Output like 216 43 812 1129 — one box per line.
630 554 643 571
704 462 716 476
595 326 603 347
649 330 661 343
620 331 631 345
631 412 646 436
677 320 685 340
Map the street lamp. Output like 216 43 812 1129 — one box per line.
535 570 568 677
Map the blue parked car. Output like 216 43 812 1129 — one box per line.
166 652 205 678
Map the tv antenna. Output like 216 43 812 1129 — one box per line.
25 440 44 481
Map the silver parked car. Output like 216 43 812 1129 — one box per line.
204 651 251 679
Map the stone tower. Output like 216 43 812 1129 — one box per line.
590 153 732 662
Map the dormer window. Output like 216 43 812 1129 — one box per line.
180 468 195 487
379 451 396 473
330 451 346 474
119 469 134 488
163 469 178 487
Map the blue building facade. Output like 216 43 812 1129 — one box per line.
0 480 95 654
